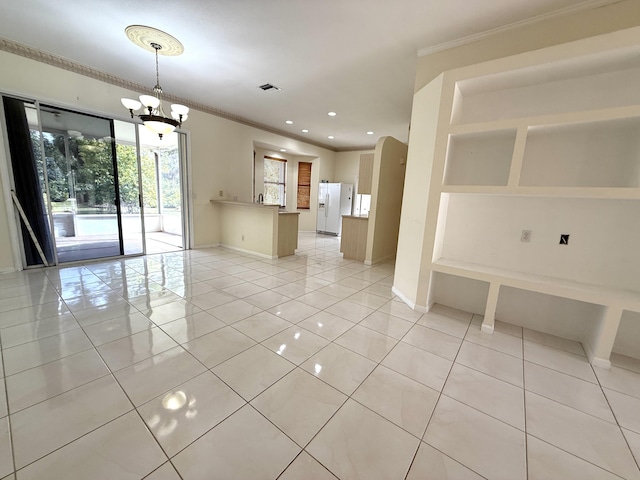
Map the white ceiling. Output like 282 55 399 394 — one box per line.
0 0 602 151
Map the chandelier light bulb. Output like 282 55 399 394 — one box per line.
139 95 160 110
171 104 189 115
144 120 176 136
121 98 142 117
171 112 188 122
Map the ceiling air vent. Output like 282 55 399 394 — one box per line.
258 83 281 92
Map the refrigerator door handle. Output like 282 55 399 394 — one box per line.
325 194 329 217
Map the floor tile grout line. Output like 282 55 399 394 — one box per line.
410 310 491 480
0 329 18 478
10 409 135 475
522 324 529 480
526 432 630 480
524 388 621 425
589 354 640 474
420 311 473 430
273 449 340 480
79 322 194 479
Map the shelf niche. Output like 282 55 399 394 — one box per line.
451 45 640 125
444 129 515 186
520 117 640 188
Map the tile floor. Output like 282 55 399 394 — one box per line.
0 232 639 479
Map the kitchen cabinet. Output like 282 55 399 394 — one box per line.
358 153 374 194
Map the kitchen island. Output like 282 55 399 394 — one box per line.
340 215 369 262
210 201 299 258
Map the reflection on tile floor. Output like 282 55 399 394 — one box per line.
0 232 639 479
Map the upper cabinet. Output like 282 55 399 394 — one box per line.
358 153 374 194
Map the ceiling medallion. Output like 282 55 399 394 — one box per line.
120 25 188 139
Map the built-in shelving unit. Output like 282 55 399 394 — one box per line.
394 27 640 368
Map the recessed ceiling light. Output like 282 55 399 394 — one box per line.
367 131 374 135
280 149 287 152
328 112 337 117
285 120 293 125
301 129 309 133
328 135 334 139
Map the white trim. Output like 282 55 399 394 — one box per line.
366 253 396 266
591 357 612 369
218 243 276 259
417 0 616 57
584 342 612 369
192 243 220 249
392 285 427 313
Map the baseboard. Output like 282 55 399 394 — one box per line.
391 286 427 313
218 244 276 259
193 243 220 249
368 253 396 266
584 343 611 369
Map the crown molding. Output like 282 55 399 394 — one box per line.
0 37 338 152
417 0 617 57
335 145 376 153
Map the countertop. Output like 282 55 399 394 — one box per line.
342 215 369 220
211 200 299 214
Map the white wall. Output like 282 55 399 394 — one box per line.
335 150 373 188
0 50 337 267
440 195 640 292
393 74 447 308
366 136 407 264
414 0 640 92
615 310 640 358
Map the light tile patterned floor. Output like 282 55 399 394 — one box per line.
0 232 639 479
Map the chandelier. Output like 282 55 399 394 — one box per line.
121 26 189 139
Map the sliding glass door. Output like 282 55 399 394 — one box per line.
39 105 124 263
3 97 142 265
2 95 187 267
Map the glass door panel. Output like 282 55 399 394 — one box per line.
38 106 122 263
138 126 183 254
113 120 145 255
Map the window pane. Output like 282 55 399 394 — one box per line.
297 161 312 208
264 159 281 182
263 157 286 206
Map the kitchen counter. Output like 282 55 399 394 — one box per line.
210 200 299 257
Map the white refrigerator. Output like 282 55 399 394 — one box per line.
317 182 353 235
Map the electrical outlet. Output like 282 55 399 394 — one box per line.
233 195 238 201
521 230 531 242
560 234 570 245
241 234 245 241
218 190 223 197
